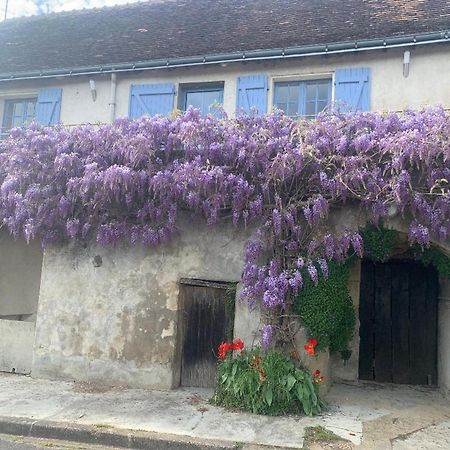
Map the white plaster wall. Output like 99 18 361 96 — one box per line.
0 320 35 374
32 216 254 389
0 230 43 317
0 44 449 127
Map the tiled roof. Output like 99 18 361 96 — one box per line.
0 0 449 75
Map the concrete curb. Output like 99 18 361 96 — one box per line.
0 416 242 449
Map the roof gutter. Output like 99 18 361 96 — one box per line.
0 30 448 82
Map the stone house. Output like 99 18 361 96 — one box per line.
0 0 449 395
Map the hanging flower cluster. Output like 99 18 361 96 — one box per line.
0 107 449 321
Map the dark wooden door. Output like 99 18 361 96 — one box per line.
179 280 235 388
359 260 438 385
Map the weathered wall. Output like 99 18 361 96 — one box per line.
438 277 450 397
0 320 35 374
32 216 254 389
0 44 449 127
0 229 43 318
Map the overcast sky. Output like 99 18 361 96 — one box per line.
2 0 144 19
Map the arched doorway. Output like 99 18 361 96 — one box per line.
358 259 438 385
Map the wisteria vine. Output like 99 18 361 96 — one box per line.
1 107 449 334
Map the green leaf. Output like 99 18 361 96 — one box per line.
264 387 273 407
296 383 304 401
286 374 296 391
306 377 317 404
231 362 238 378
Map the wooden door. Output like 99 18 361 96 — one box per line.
359 260 438 385
179 279 235 388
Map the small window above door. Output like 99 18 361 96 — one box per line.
179 82 224 116
273 79 332 119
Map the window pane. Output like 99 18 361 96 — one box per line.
13 101 24 117
2 102 14 131
26 101 36 118
288 84 299 102
185 91 204 110
275 85 289 103
287 102 299 117
317 100 328 113
305 84 317 102
203 90 222 113
317 82 330 100
274 102 288 113
305 101 317 117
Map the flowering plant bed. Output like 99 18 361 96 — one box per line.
212 341 323 416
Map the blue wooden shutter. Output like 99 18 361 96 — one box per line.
236 74 268 114
35 88 62 125
129 83 175 118
334 67 371 112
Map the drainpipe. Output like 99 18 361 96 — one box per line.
109 73 117 123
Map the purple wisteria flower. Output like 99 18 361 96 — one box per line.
0 106 448 312
261 324 273 351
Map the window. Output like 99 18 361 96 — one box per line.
179 83 224 116
1 98 37 136
273 79 332 118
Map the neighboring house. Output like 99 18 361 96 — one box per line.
0 0 449 394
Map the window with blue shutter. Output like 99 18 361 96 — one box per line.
35 88 62 125
273 79 332 118
179 82 224 116
129 83 176 118
1 98 37 137
334 67 371 112
236 74 268 114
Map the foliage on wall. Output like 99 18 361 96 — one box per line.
360 224 399 262
415 246 450 278
360 224 450 277
1 107 449 347
294 260 356 356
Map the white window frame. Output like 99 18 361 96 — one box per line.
268 72 335 116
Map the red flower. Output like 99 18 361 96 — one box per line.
231 338 244 351
290 350 299 360
304 338 318 356
217 338 244 360
218 342 232 360
313 369 324 384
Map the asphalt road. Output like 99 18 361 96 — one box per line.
0 434 124 450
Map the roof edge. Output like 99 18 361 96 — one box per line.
0 30 448 82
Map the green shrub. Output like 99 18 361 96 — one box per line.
295 261 355 355
212 348 323 416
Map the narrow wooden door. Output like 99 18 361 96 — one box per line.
179 280 235 388
359 260 438 385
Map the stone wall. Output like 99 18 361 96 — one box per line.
32 216 258 389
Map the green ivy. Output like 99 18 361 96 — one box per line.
212 348 323 416
360 224 399 262
416 246 450 278
294 261 356 356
